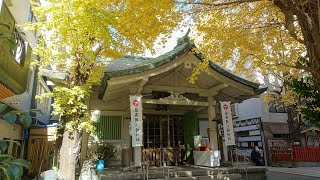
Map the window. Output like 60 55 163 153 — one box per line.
143 115 184 148
231 104 238 118
28 8 37 37
199 119 208 138
273 134 289 138
2 138 10 154
37 81 50 110
11 140 22 158
11 29 26 66
269 100 286 113
94 116 123 140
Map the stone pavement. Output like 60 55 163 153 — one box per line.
98 165 267 180
268 167 320 178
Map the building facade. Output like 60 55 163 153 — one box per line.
232 95 289 164
0 0 52 157
81 35 267 167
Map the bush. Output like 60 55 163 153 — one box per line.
96 143 115 161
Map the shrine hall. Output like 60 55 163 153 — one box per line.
80 33 267 168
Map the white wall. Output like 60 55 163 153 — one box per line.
2 65 35 111
199 120 208 138
2 66 52 124
0 120 22 140
262 112 287 123
1 0 52 124
0 120 22 157
259 94 288 123
234 98 263 121
5 0 37 47
234 96 287 123
1 0 37 112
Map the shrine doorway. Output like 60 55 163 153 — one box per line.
142 114 186 166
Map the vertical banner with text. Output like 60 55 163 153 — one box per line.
220 101 235 146
130 95 143 147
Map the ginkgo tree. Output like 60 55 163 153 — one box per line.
175 0 320 129
177 0 319 92
28 0 182 179
28 0 320 178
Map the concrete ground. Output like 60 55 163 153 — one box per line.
98 165 267 180
267 167 320 180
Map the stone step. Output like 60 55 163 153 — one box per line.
100 171 242 180
151 174 242 180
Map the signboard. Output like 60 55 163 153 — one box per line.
130 95 143 147
220 101 235 146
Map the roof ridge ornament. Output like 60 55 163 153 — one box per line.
159 93 190 102
176 28 192 47
143 92 209 106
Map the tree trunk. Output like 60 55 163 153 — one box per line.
287 107 302 143
273 0 320 92
311 71 320 93
58 130 79 180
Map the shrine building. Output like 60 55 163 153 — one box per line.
81 33 267 167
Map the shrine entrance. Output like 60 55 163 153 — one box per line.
84 33 267 168
143 114 184 148
142 114 186 166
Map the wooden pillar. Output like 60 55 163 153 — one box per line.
130 98 142 168
133 146 142 167
130 79 148 168
222 140 228 161
207 96 218 150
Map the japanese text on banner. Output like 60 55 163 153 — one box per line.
130 95 143 147
220 101 235 146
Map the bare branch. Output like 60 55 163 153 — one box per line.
262 74 283 89
276 61 309 71
273 0 305 44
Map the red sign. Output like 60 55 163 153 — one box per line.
223 104 228 110
133 100 139 106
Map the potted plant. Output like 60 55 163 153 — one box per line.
96 143 115 171
80 152 99 179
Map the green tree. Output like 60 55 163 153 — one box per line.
175 0 320 92
0 103 33 180
29 0 182 179
287 76 320 127
175 0 320 130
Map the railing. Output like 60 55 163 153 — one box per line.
270 146 293 164
142 147 185 167
294 146 320 162
233 148 249 180
142 147 185 179
270 146 320 164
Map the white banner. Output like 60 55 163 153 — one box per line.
220 102 235 146
130 95 143 147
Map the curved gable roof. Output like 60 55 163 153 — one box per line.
99 33 267 99
104 37 190 78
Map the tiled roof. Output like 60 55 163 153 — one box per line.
99 33 267 99
103 37 191 77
